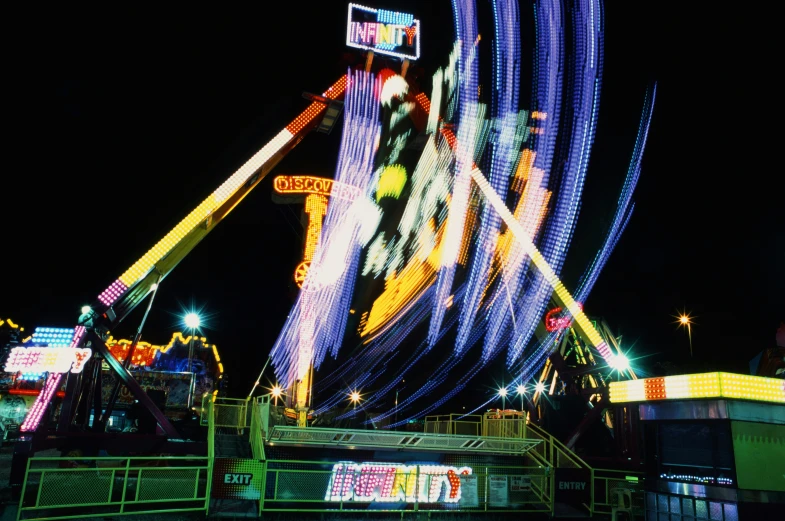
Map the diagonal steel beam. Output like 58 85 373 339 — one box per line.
88 330 179 438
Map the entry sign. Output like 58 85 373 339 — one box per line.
346 3 420 60
212 458 264 501
554 468 591 510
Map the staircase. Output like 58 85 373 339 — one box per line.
214 430 253 459
209 429 258 519
525 422 593 518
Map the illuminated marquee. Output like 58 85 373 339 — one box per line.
4 346 93 374
325 462 471 503
609 372 785 404
273 175 361 201
346 4 420 60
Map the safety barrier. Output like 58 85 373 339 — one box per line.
483 416 528 439
17 395 216 521
258 460 552 514
16 456 211 521
424 414 482 436
211 396 248 431
249 396 266 461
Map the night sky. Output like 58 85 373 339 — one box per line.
3 3 782 408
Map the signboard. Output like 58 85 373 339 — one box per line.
211 458 265 500
459 474 479 507
3 347 92 374
346 4 420 60
273 175 361 201
554 468 591 510
731 420 785 492
325 462 472 503
100 370 199 410
488 475 509 507
510 475 531 492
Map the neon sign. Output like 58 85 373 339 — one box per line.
346 4 420 61
4 346 93 374
273 175 361 202
325 462 471 503
545 303 583 332
273 175 364 288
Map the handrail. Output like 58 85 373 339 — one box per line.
267 425 542 456
526 422 590 469
16 454 211 521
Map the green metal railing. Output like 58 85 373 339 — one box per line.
17 397 215 521
16 456 210 521
211 396 248 431
258 460 552 514
424 414 482 436
249 396 266 461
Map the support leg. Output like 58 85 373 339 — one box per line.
88 330 179 438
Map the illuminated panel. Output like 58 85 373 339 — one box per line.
325 462 471 503
719 372 785 403
664 373 720 400
94 76 348 304
609 373 785 404
106 341 158 367
346 4 420 60
643 377 666 401
303 194 329 263
273 175 361 201
4 347 93 374
30 327 75 347
608 379 644 403
104 332 223 374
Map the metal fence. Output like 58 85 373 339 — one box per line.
16 456 211 521
424 414 482 436
483 417 528 439
249 396 266 461
211 397 248 431
259 460 552 514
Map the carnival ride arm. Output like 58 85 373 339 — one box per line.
90 76 348 329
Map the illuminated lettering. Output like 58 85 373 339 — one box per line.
404 26 417 46
545 303 583 332
325 462 471 503
4 347 93 374
224 473 253 485
346 4 420 60
272 175 360 201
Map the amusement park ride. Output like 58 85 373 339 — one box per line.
2 0 643 475
3 2 784 519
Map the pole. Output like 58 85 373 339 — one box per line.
247 356 272 400
187 330 196 373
